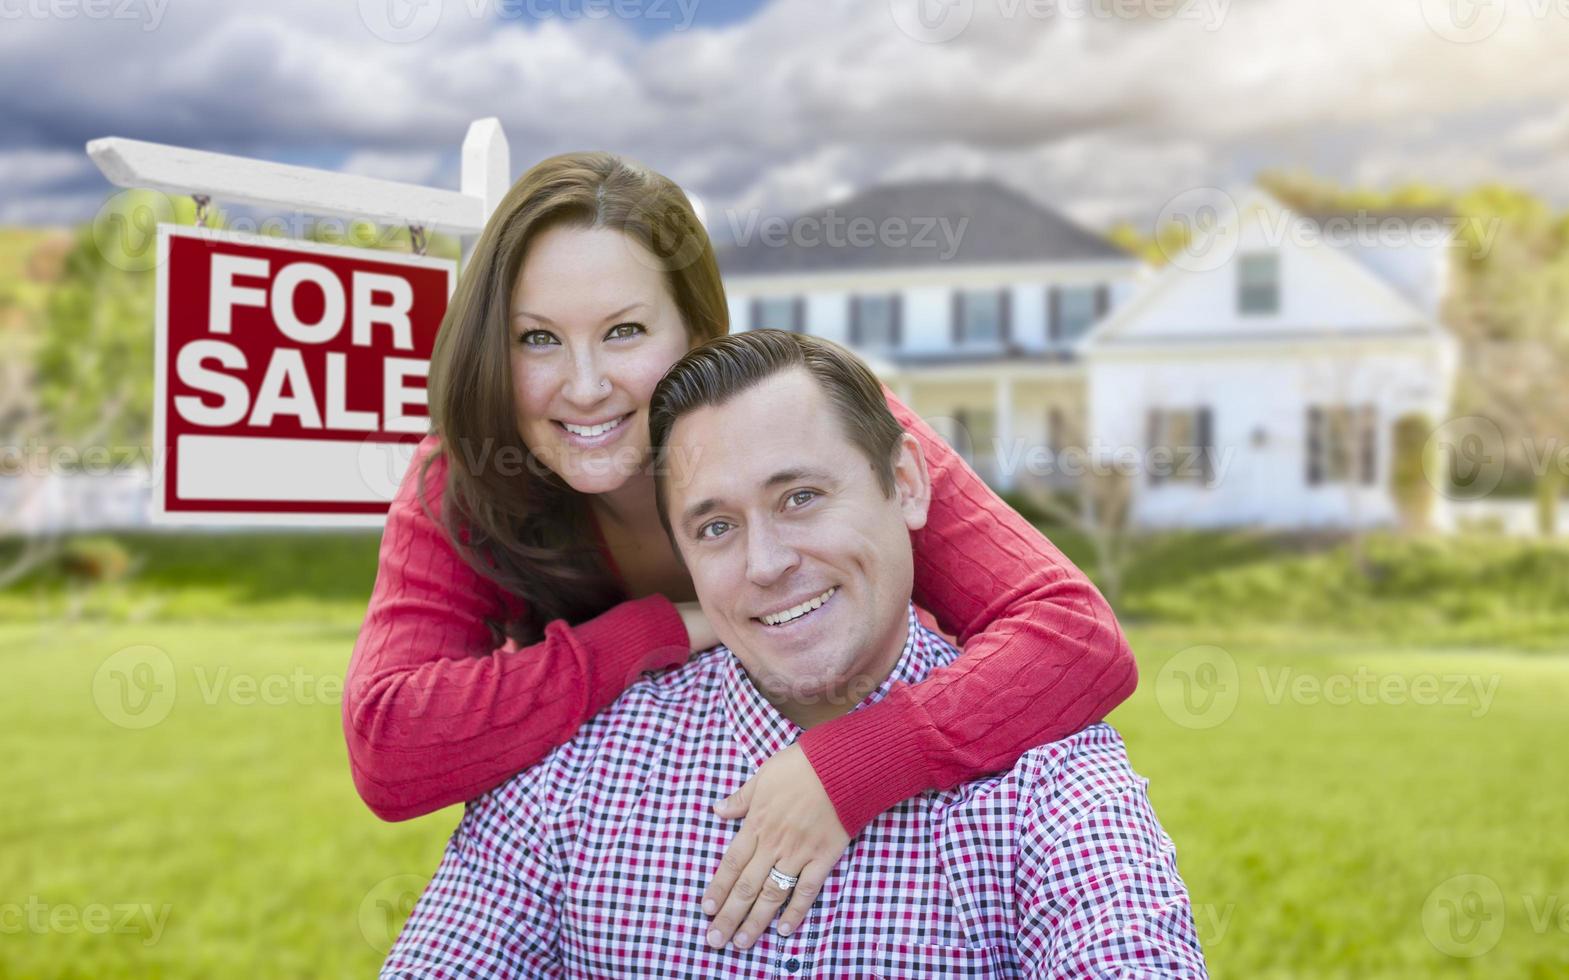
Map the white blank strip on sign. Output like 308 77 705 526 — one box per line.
177 435 419 503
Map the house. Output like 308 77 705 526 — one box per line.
719 181 1459 530
719 179 1145 490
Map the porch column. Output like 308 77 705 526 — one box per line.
994 374 1015 491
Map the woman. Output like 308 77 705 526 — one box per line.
343 151 1137 951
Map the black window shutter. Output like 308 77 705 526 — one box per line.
1048 287 1061 343
792 297 805 333
1095 284 1110 318
848 296 861 346
750 298 762 331
1147 408 1164 487
1360 404 1377 485
1197 406 1214 485
951 291 964 344
999 288 1012 344
1306 407 1322 486
891 294 903 347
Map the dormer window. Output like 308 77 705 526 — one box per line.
1238 253 1279 315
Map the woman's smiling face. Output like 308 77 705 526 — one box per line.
510 223 692 495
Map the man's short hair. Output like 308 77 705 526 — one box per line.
648 329 905 539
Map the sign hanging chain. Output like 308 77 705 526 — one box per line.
192 194 211 228
409 225 428 256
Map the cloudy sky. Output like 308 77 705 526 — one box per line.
3 0 1568 233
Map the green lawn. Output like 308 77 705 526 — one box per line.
2 531 1567 977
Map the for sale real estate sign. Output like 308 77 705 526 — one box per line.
154 226 455 524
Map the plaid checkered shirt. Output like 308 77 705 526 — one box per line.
382 605 1207 978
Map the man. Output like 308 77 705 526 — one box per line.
382 330 1207 978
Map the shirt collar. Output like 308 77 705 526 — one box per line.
719 603 942 770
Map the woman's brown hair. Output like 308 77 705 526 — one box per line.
420 151 728 645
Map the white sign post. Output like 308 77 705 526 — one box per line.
87 118 511 526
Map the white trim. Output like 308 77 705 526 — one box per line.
157 223 462 273
724 259 1145 296
883 363 1085 385
176 435 408 504
89 118 509 235
1085 333 1454 363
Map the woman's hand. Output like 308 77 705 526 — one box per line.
701 742 850 950
676 601 719 653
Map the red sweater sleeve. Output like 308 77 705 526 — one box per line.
342 434 691 821
795 387 1139 835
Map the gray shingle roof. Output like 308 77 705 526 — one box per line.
1299 205 1455 223
715 179 1131 276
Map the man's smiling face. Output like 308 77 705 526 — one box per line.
664 368 930 725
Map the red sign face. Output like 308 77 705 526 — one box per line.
153 226 455 524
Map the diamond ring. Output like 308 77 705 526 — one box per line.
767 867 800 891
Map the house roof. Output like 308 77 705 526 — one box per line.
889 347 1079 368
716 179 1132 276
1298 205 1455 224
1076 186 1456 355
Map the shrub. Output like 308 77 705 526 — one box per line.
58 536 133 584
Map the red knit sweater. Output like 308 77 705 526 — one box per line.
342 390 1137 831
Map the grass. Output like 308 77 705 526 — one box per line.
1 530 1566 977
